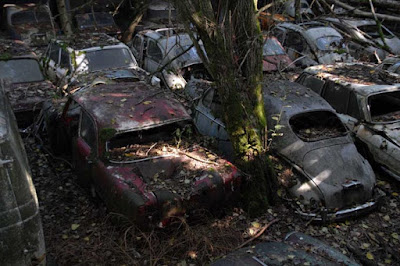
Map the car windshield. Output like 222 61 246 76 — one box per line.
11 10 51 25
106 121 192 162
0 59 44 83
263 38 285 56
75 12 115 29
174 44 204 65
358 25 393 39
289 111 347 142
75 48 137 72
315 36 343 51
369 91 400 123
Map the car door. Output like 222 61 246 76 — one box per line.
44 42 61 83
75 110 97 188
130 35 145 67
144 39 163 76
193 88 234 157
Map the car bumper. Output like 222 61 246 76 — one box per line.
295 190 384 222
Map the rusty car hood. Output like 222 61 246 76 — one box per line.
74 82 191 133
7 80 57 112
371 123 400 147
301 142 375 209
262 54 293 72
105 145 240 208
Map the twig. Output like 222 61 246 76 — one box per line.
236 218 279 249
146 142 158 156
135 91 165 106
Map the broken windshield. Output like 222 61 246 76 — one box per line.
0 59 44 83
263 38 285 56
174 44 204 65
11 10 51 25
369 91 400 123
289 111 347 142
76 48 137 72
75 12 115 29
106 121 193 162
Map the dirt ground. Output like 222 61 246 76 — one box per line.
25 129 400 266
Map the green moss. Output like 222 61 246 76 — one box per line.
0 53 12 61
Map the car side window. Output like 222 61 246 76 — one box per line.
80 111 97 151
322 82 350 113
132 36 142 52
147 40 163 63
347 91 362 119
60 50 71 70
210 90 223 117
49 43 61 64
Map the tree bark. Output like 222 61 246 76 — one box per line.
174 0 277 215
294 0 301 22
56 0 73 36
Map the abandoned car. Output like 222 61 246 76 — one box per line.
0 39 57 126
297 63 400 181
272 21 353 67
190 80 379 221
3 3 57 46
262 36 294 72
380 55 400 74
41 33 141 90
43 82 242 226
129 28 210 90
320 17 400 59
212 231 359 265
0 80 46 266
74 12 120 36
284 0 314 19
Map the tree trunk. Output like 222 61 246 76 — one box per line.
56 0 73 36
174 0 277 215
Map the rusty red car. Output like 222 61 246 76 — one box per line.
44 82 242 227
262 37 294 72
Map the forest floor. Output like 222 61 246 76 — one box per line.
25 71 400 265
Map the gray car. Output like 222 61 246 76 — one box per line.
0 80 46 265
297 63 400 181
190 80 379 221
272 21 353 67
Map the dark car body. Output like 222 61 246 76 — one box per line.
46 82 242 226
3 3 57 46
0 80 46 265
0 39 57 127
190 80 379 221
211 231 359 266
272 21 353 67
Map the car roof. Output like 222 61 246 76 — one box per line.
141 29 195 47
72 82 191 133
0 39 37 59
263 80 335 117
53 33 121 50
303 63 400 96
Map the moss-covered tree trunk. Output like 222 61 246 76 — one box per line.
174 0 277 214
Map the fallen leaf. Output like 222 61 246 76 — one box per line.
71 224 80 231
84 237 90 242
391 233 399 240
366 252 374 260
62 234 68 239
121 98 127 102
143 101 152 105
